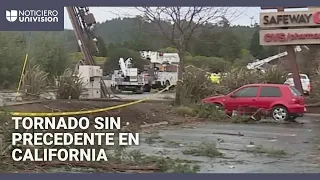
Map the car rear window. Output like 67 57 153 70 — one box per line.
259 87 282 97
289 86 302 96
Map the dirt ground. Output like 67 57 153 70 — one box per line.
4 100 182 126
1 100 320 173
0 100 195 173
131 115 320 173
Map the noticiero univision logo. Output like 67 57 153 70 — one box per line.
6 10 59 23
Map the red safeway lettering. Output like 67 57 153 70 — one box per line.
313 11 320 24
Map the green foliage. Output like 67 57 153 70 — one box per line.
185 56 231 73
249 29 279 59
220 68 261 91
180 66 287 106
103 47 148 75
0 32 26 89
183 142 223 157
172 106 196 116
232 53 256 68
29 35 70 78
220 67 286 91
0 18 289 90
69 52 107 66
158 47 179 53
56 69 84 99
259 68 287 84
180 66 229 104
95 36 108 57
22 65 49 100
195 104 229 120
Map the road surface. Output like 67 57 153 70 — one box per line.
127 116 320 173
0 92 175 107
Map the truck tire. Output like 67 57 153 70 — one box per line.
135 86 144 94
165 80 170 87
143 85 151 92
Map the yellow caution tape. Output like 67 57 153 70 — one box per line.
1 85 174 117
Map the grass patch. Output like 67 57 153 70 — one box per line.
246 145 288 157
163 141 181 148
124 150 200 173
183 142 223 157
144 133 163 144
138 155 200 173
172 106 196 116
162 95 174 100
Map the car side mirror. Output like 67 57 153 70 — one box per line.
230 94 236 98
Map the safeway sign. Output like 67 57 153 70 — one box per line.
260 10 320 28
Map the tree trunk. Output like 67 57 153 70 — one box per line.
175 48 185 105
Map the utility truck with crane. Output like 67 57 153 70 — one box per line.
246 46 303 71
111 57 151 93
109 51 180 93
246 45 311 95
140 51 179 90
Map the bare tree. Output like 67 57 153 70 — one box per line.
137 7 244 105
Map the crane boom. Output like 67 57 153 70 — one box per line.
66 7 109 98
246 46 304 70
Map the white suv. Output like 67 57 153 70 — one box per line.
284 73 311 95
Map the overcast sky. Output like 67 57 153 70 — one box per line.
63 7 310 29
63 7 262 29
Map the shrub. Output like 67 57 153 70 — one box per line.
258 68 286 84
180 66 287 105
56 68 84 99
180 65 228 105
21 65 49 100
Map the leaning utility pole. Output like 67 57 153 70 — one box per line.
66 7 109 98
260 7 306 94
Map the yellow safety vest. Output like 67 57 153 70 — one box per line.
210 74 220 84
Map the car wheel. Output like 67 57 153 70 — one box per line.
213 103 224 111
271 106 288 122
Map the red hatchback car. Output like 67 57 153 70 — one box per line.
202 84 306 121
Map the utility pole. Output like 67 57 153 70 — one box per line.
250 16 254 27
66 7 109 98
276 7 303 94
261 7 304 94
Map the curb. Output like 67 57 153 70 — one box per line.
304 113 320 117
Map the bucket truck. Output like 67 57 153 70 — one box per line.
246 46 303 71
111 58 151 93
140 51 179 90
246 46 311 95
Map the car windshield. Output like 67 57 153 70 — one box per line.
289 86 302 96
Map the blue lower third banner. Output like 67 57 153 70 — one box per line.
1 174 320 179
0 5 64 31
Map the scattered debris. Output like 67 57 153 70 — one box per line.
183 142 223 158
246 145 288 158
212 132 244 136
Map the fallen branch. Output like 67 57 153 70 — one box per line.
212 132 244 136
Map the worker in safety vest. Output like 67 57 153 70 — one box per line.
210 73 220 84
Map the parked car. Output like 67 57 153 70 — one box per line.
284 73 311 95
202 84 306 121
